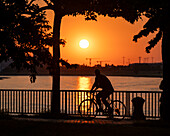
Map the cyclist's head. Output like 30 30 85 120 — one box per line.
95 69 100 76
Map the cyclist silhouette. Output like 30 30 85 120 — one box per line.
90 69 114 113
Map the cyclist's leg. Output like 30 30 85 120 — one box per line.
102 96 111 110
96 91 103 110
101 90 112 111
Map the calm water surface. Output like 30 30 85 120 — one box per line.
0 76 162 91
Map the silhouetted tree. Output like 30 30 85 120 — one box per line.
124 0 170 120
0 0 52 74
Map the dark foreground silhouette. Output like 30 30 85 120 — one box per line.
0 119 170 136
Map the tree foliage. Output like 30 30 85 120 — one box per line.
0 0 52 73
42 0 170 54
1 0 169 74
2 0 170 69
129 0 170 53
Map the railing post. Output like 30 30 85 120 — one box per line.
21 91 24 115
0 90 1 111
65 90 67 114
126 92 130 117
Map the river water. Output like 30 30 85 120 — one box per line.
0 75 162 91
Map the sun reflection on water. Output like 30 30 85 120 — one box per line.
77 77 91 109
77 76 91 90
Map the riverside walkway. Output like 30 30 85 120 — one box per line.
0 118 170 136
17 117 134 125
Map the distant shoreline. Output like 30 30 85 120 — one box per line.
0 74 162 78
0 63 163 78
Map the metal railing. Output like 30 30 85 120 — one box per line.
0 89 162 119
60 90 162 119
0 89 51 114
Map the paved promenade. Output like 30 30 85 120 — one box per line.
17 117 134 125
0 118 170 136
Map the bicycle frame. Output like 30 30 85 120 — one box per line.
79 91 126 120
86 91 112 112
86 92 96 101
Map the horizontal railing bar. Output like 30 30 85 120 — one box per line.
0 89 162 93
0 89 52 92
59 90 162 94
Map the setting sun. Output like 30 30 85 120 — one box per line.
79 39 89 49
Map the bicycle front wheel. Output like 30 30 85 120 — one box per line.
78 99 98 120
110 100 126 121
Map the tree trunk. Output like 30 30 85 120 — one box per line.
160 14 170 120
51 12 62 114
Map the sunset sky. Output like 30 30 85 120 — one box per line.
38 1 162 66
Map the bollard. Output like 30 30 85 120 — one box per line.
132 97 145 120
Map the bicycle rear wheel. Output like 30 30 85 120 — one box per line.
78 99 98 120
110 100 126 121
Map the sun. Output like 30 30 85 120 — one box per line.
79 39 89 49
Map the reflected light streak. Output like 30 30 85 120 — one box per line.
77 77 91 108
77 77 91 90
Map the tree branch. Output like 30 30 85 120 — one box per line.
146 30 162 53
43 0 53 6
21 5 54 15
28 0 35 7
38 5 54 12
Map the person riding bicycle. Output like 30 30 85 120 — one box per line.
90 69 114 113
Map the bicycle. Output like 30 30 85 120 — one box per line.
78 91 126 120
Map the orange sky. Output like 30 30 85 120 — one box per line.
38 1 162 66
